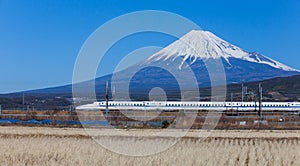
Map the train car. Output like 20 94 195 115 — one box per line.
76 101 300 112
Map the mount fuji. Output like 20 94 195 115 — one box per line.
4 30 299 101
104 30 299 100
145 30 297 72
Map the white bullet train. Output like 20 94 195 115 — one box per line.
76 101 300 111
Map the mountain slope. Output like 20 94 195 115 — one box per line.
1 74 300 110
123 30 299 90
145 30 297 72
1 30 299 102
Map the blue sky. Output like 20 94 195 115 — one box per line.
0 0 299 93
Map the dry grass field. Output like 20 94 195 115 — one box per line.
0 127 299 165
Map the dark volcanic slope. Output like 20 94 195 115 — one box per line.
224 75 300 101
0 74 299 110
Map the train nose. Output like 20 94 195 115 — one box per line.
76 103 99 110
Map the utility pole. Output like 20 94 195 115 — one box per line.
22 93 25 111
105 81 109 115
231 93 233 110
69 105 73 112
241 82 244 103
112 86 115 100
258 83 263 119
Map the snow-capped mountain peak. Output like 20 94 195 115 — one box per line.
145 30 298 72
